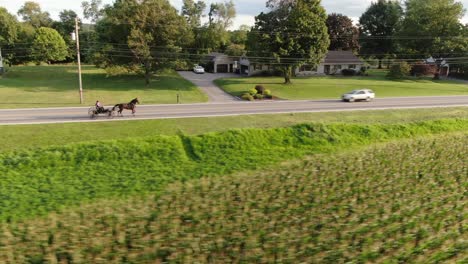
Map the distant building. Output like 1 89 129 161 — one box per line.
204 52 237 73
239 50 364 76
424 57 450 77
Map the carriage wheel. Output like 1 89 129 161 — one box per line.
108 110 116 119
88 107 96 119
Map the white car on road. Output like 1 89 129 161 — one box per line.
193 65 205 74
342 89 375 102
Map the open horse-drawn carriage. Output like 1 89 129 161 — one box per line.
88 106 115 119
88 98 139 119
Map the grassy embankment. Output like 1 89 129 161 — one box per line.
0 107 466 152
215 70 468 99
0 119 467 222
0 65 208 108
1 133 466 263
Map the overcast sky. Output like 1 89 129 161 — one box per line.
1 0 468 29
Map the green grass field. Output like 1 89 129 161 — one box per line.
215 70 468 99
0 107 466 152
0 65 208 108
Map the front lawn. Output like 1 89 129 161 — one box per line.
215 69 468 100
0 65 208 108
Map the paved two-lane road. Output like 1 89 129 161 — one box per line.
0 96 467 125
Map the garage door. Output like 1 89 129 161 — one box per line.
216 64 228 73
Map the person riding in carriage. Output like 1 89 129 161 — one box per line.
95 100 105 113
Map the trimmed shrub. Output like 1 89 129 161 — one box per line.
264 89 271 96
358 66 368 76
104 66 130 76
387 62 411 79
254 93 264 100
341 69 356 76
248 88 258 96
255 85 266 94
241 93 254 101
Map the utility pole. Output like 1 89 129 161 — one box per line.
74 17 83 104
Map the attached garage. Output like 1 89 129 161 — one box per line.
216 64 228 73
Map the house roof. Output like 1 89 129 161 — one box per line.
323 50 363 64
425 57 449 66
206 52 235 64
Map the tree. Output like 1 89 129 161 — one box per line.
359 0 403 69
399 0 467 77
225 25 250 56
387 62 411 79
230 24 250 44
326 13 359 51
52 10 81 61
17 1 52 28
8 23 37 65
54 10 79 38
94 0 192 85
248 0 329 84
32 27 68 63
210 0 236 30
0 8 21 66
0 7 19 45
181 0 206 28
82 0 105 23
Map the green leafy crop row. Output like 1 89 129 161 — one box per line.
0 119 467 221
0 133 466 263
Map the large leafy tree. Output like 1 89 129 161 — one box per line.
52 10 81 61
225 25 250 56
0 8 20 66
399 0 466 57
209 0 236 30
95 0 192 85
182 0 238 56
326 13 359 51
81 0 105 22
249 0 329 84
181 0 206 29
31 27 68 63
17 1 53 28
359 0 403 69
54 10 79 38
0 7 19 45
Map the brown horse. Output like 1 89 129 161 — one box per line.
112 98 140 116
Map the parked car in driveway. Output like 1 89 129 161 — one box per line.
193 65 205 74
342 89 375 102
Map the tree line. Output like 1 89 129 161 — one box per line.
0 0 467 84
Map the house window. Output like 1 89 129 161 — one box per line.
333 65 342 71
254 64 262 70
349 64 356 69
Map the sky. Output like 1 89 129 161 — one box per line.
1 0 468 29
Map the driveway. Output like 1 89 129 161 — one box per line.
178 71 239 102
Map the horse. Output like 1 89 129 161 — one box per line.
112 98 140 116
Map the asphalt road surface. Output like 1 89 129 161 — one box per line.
0 96 467 125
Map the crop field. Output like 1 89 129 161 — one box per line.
0 65 208 108
0 133 466 263
0 119 467 222
215 69 468 100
